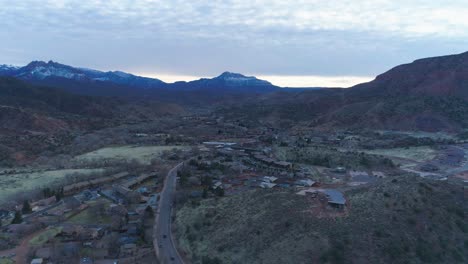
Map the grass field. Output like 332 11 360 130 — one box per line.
0 168 104 204
74 145 188 164
29 227 63 246
362 146 436 162
67 199 112 225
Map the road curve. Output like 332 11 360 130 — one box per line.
154 162 185 264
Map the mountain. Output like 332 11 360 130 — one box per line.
0 61 170 97
220 51 468 132
0 61 279 96
5 60 166 88
328 52 468 131
170 71 278 93
350 51 468 99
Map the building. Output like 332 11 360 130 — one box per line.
297 188 347 209
259 182 276 189
295 179 316 187
273 161 293 169
212 181 223 189
263 176 278 183
321 189 346 209
31 259 44 264
120 243 137 257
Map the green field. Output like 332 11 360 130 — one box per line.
29 227 63 246
0 168 104 204
362 146 436 162
74 145 188 164
67 200 112 225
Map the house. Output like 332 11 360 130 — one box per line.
332 167 346 173
244 178 259 188
372 171 385 178
263 176 278 183
273 161 293 169
297 188 346 209
80 257 93 264
203 141 237 147
120 243 137 257
112 184 141 204
212 181 223 189
321 189 346 209
296 179 316 187
259 182 276 189
349 170 368 177
31 258 44 264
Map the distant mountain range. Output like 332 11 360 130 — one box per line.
2 51 468 133
0 61 281 96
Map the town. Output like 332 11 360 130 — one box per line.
1 113 467 263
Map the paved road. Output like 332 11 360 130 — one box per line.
154 162 184 264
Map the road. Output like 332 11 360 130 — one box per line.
154 162 185 264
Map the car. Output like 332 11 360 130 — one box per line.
170 257 175 261
163 234 167 238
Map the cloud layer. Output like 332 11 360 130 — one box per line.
1 1 467 86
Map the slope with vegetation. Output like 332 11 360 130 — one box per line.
175 175 467 264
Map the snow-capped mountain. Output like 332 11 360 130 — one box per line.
170 71 277 92
0 61 279 96
212 72 272 86
0 60 166 89
0 64 20 74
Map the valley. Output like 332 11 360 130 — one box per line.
0 52 467 264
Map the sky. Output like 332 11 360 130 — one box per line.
1 0 467 87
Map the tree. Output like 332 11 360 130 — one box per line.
202 188 208 199
22 200 32 214
215 187 225 197
12 211 22 224
144 206 154 218
201 176 213 188
55 187 64 201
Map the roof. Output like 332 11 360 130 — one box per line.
31 259 44 264
322 189 346 205
259 182 276 189
203 141 237 146
296 179 316 186
274 161 292 167
263 176 278 182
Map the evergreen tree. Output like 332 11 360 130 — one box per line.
215 187 225 197
22 200 32 214
12 211 22 224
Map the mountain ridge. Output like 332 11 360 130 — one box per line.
0 61 281 96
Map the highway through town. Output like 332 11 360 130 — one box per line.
154 162 185 264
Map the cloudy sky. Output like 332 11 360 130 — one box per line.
1 0 467 87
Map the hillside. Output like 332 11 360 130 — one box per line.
218 51 468 132
351 52 468 99
0 77 184 166
175 175 467 264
